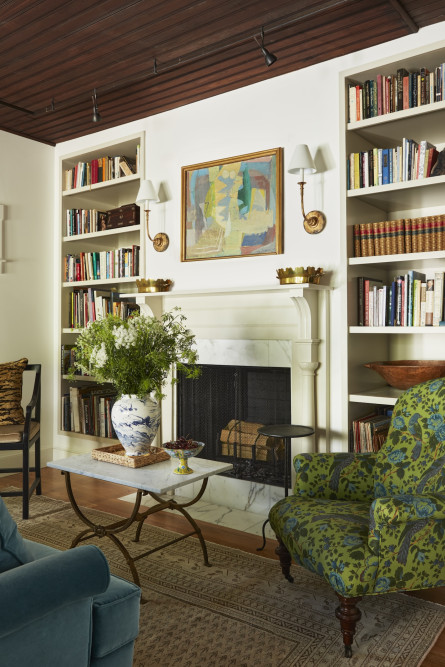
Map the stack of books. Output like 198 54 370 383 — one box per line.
347 138 438 190
350 412 391 453
353 215 445 257
61 385 117 437
348 63 445 123
68 289 139 329
63 151 139 190
64 245 140 281
357 272 444 327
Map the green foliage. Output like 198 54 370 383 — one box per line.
68 308 199 399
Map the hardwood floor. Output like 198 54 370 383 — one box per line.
1 467 444 664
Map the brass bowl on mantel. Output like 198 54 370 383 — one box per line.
276 266 324 285
364 360 445 390
136 278 173 293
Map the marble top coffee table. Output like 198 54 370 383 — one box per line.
48 454 233 593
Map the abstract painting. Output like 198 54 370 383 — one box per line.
181 148 283 261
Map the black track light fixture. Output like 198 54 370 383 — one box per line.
256 27 277 67
92 88 101 123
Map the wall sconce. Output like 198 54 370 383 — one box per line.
136 180 169 252
288 144 326 234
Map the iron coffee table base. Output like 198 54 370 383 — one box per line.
62 470 211 597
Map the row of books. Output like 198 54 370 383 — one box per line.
347 139 438 190
61 385 117 438
357 272 445 327
65 204 140 237
68 288 139 329
64 245 140 282
348 63 445 123
353 215 445 257
350 412 391 453
63 150 139 190
65 208 107 236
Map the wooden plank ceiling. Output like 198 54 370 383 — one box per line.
0 0 443 145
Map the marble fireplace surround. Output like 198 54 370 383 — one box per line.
133 283 330 515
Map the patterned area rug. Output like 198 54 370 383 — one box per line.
5 493 445 667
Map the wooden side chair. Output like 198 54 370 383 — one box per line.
269 377 445 657
0 361 42 518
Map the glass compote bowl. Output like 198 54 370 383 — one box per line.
162 438 204 474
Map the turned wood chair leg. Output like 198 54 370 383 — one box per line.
335 594 362 658
275 536 294 583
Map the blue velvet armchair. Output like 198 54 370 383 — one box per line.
0 497 140 667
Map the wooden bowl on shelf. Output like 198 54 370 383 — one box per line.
364 360 445 390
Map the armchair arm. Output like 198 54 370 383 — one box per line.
371 493 445 525
368 494 445 590
293 452 377 501
0 545 110 637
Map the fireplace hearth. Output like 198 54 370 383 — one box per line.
176 364 291 487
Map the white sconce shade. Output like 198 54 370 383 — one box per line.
288 144 316 181
136 180 158 207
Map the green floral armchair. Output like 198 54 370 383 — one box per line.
269 378 445 657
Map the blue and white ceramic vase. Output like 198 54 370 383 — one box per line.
111 394 161 456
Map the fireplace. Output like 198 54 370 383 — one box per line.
176 363 291 487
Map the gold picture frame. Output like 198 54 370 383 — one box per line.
181 147 283 261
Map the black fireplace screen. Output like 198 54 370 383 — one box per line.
176 364 291 487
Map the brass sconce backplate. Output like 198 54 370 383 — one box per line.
303 210 326 234
152 232 170 252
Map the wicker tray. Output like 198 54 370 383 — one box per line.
92 444 170 468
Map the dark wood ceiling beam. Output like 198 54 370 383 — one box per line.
388 0 418 32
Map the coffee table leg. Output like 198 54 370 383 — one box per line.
133 478 211 567
62 471 145 588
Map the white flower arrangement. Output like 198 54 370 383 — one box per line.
70 308 199 399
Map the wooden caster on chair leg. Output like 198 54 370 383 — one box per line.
275 537 294 583
335 594 362 658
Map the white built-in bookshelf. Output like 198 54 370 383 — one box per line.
341 41 445 449
58 132 145 445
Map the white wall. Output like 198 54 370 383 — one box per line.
0 130 55 464
55 21 445 453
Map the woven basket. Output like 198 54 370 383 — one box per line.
92 444 170 468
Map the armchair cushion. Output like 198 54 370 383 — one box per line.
0 358 28 425
0 422 40 443
269 495 377 597
374 379 445 497
0 497 32 572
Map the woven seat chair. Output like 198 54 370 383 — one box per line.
269 378 445 657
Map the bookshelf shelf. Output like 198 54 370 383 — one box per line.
62 276 140 288
349 250 445 268
347 174 445 210
62 173 139 197
58 132 145 445
342 41 445 452
63 224 142 243
349 326 445 334
349 386 402 406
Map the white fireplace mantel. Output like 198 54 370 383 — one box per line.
123 282 331 459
